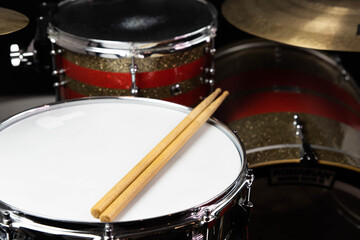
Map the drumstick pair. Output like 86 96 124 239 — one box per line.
91 88 229 222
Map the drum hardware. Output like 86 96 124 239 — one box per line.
201 42 217 92
0 211 11 240
103 224 112 240
53 80 67 102
9 44 35 67
293 114 319 164
222 0 360 52
203 209 211 223
1 212 11 225
8 8 56 97
9 12 53 70
201 65 216 87
0 210 101 240
274 46 282 63
237 169 255 225
229 131 254 219
341 69 352 82
50 42 66 101
50 47 63 58
209 177 253 223
170 84 183 96
244 170 254 209
52 69 66 77
129 56 139 96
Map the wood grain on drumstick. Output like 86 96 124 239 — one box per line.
99 91 229 222
91 88 222 218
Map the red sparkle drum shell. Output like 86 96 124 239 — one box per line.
214 40 360 239
49 0 217 106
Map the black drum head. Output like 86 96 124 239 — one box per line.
53 0 216 42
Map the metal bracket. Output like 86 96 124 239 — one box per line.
293 114 318 164
0 212 11 240
244 169 254 209
103 224 113 240
201 41 216 92
129 56 139 96
50 43 66 101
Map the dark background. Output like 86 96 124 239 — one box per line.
0 0 359 96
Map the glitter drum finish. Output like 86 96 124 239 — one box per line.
214 39 360 168
48 0 217 106
214 39 360 239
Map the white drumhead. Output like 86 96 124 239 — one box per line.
0 98 244 222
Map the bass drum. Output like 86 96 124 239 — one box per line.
214 39 360 239
48 0 217 106
0 97 251 240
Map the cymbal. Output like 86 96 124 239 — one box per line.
222 0 360 52
0 7 29 35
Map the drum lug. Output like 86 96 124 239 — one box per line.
203 67 216 77
170 83 183 96
50 42 66 101
243 169 254 209
202 169 254 226
340 69 351 82
53 80 67 91
52 69 66 76
1 212 11 226
52 70 67 101
200 77 215 88
274 45 283 63
51 46 65 77
237 169 254 223
50 48 63 56
129 57 139 96
0 211 34 240
202 209 212 223
0 212 12 240
202 41 216 92
293 114 319 164
103 224 113 240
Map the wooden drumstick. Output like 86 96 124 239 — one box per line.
91 88 222 218
99 91 229 222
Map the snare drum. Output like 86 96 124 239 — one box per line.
48 0 217 106
214 40 360 239
0 98 251 240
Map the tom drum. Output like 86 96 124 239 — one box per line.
48 0 217 106
214 40 360 239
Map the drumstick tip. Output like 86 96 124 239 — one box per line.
91 208 101 219
100 214 111 222
221 90 229 98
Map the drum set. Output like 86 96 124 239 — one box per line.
0 0 359 239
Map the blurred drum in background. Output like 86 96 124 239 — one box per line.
214 39 360 239
48 0 217 106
